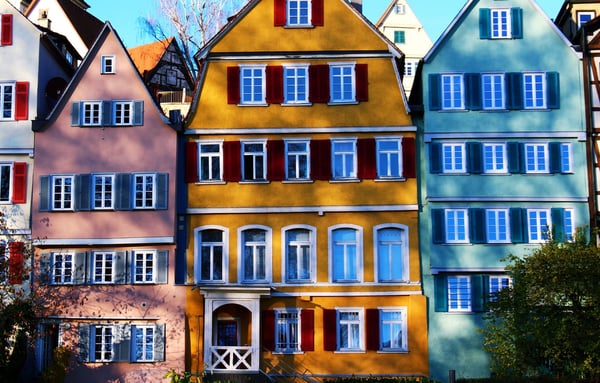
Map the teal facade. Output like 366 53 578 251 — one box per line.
419 0 588 381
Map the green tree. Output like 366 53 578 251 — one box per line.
482 229 600 380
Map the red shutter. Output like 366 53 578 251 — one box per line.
8 241 24 285
312 0 324 26
365 309 380 351
185 142 198 183
266 66 284 104
355 64 368 102
11 162 27 203
301 309 315 351
274 0 287 26
309 65 330 103
15 82 29 121
357 138 376 179
223 141 241 182
310 139 331 180
402 137 416 179
262 310 275 351
267 140 285 181
1 14 12 46
323 309 337 351
227 66 240 104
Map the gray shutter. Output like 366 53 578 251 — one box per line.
114 251 128 284
75 174 91 211
466 142 483 174
74 252 87 285
39 176 50 211
115 174 132 210
78 324 91 362
154 323 166 361
114 324 131 362
156 250 168 284
102 101 112 126
479 8 491 39
71 102 81 126
428 74 441 111
39 252 52 285
156 173 168 210
432 209 446 244
546 72 560 109
511 7 523 39
429 142 443 173
434 275 449 312
133 101 144 125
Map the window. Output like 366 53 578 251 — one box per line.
51 252 73 284
486 209 509 243
376 138 402 178
287 0 310 26
483 143 506 173
196 228 226 283
93 252 114 284
198 142 222 181
93 174 114 209
275 309 300 352
72 101 143 127
394 30 405 44
560 143 572 173
563 209 574 241
448 276 471 312
404 60 415 77
528 208 550 243
577 11 595 28
133 325 155 361
331 226 362 282
480 7 522 39
332 139 357 179
82 101 102 126
524 143 548 173
241 227 270 282
285 140 310 180
133 173 156 209
442 143 466 173
380 309 407 351
101 55 115 74
441 74 464 110
0 83 14 120
375 225 408 282
482 73 505 109
133 250 157 283
330 64 355 103
93 325 114 361
52 175 74 210
445 209 468 243
491 8 510 38
284 65 309 104
0 163 10 202
395 3 405 14
240 66 266 105
284 227 314 282
242 141 266 181
338 309 363 351
489 276 511 301
523 72 546 109
113 101 132 125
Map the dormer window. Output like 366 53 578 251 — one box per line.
101 55 115 74
274 0 324 28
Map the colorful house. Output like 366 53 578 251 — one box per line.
419 0 588 381
31 22 185 382
183 0 427 380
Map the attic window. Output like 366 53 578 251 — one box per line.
101 55 115 74
395 3 405 14
577 11 595 28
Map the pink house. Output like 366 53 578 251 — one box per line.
31 22 185 382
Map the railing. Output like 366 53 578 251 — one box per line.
209 346 255 371
157 90 192 103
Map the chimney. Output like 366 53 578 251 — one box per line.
349 0 362 13
38 9 51 30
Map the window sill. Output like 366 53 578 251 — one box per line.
284 25 315 29
329 179 360 183
377 349 409 354
334 350 366 354
196 180 226 185
239 180 270 184
281 102 312 107
328 101 359 106
374 177 406 182
282 179 313 184
237 103 269 107
272 351 304 355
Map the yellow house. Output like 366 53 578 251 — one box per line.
184 0 428 379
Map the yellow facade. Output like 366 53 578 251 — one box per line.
184 0 427 379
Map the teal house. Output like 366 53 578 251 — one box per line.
418 0 588 381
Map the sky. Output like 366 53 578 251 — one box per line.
86 0 567 49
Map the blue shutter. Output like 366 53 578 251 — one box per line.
156 250 168 283
115 174 132 210
546 72 560 109
430 142 443 173
510 208 527 243
39 176 50 211
507 142 523 174
75 174 91 211
469 208 486 244
102 101 112 126
133 101 144 125
114 324 131 362
551 208 565 242
432 209 446 244
434 275 449 312
511 8 523 39
467 142 483 174
549 142 562 173
71 102 81 126
429 74 442 111
507 73 523 110
78 324 90 362
465 73 482 111
471 275 488 312
156 173 168 210
479 8 491 39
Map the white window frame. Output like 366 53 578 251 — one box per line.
482 73 505 110
376 138 403 179
0 163 12 203
527 208 551 243
483 143 507 173
490 8 511 39
330 63 356 104
82 101 102 126
93 325 114 362
282 225 316 283
240 65 266 105
445 209 469 244
242 140 267 181
133 325 155 362
577 11 595 28
274 308 301 353
374 224 409 282
239 225 272 283
0 82 15 121
486 208 510 243
52 175 74 211
133 250 157 284
133 173 156 209
284 65 310 104
198 141 223 182
92 174 114 210
524 143 548 173
563 208 575 242
441 74 464 110
101 55 116 74
194 226 229 283
287 0 311 26
285 139 310 180
523 72 546 109
113 101 132 126
448 275 472 312
52 252 74 285
404 60 416 77
92 251 115 284
560 143 573 173
336 308 364 352
489 275 511 302
379 307 408 352
329 225 363 283
442 143 466 173
332 139 357 179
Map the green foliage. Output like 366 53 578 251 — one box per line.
482 229 600 380
40 346 72 383
323 376 439 383
0 298 37 381
165 369 200 383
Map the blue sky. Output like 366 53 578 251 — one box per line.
87 0 566 48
